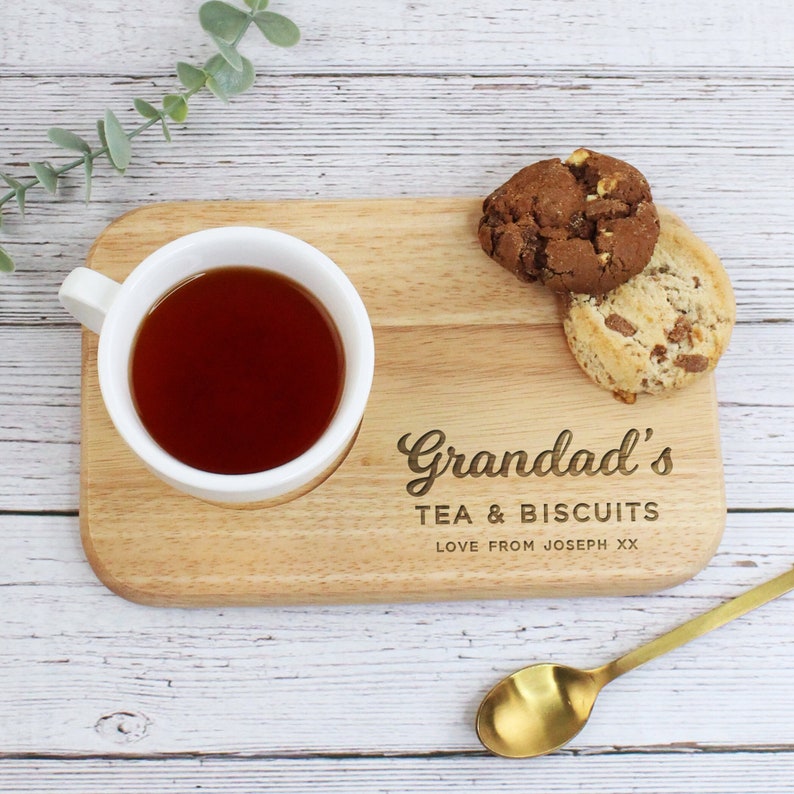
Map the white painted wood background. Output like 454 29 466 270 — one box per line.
1 0 793 791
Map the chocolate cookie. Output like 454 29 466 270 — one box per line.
478 149 660 295
562 208 735 403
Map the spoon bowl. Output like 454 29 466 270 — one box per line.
476 565 794 758
476 663 603 758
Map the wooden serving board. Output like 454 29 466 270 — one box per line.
80 198 726 606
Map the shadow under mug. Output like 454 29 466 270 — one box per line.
59 226 375 506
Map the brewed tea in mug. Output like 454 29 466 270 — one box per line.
130 266 345 475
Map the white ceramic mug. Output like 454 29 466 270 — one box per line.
59 226 375 505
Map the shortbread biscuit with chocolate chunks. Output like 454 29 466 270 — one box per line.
562 207 735 403
478 148 660 294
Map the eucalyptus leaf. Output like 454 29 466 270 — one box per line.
253 11 300 47
1 173 22 190
134 98 161 120
176 61 207 91
204 53 255 98
104 110 132 172
96 119 108 151
163 94 189 123
244 0 268 10
205 75 229 103
30 161 59 194
14 187 26 217
47 127 92 154
0 246 14 273
211 35 244 71
160 117 173 143
199 0 249 42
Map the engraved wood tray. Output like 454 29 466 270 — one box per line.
79 198 726 605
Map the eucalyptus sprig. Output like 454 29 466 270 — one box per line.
0 0 299 273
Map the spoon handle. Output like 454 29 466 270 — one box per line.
600 565 794 683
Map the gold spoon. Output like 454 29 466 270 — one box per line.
476 565 794 758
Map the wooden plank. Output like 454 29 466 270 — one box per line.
1 753 794 794
1 0 793 74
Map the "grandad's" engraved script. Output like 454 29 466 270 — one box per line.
396 428 673 496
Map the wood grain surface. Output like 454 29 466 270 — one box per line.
80 200 725 605
2 1 794 791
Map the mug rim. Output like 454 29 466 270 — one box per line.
96 225 374 503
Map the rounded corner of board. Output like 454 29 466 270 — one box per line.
79 525 168 607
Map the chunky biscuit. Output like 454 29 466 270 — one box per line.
478 149 660 294
562 208 735 403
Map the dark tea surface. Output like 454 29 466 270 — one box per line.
130 266 344 475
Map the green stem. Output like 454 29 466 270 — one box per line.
234 13 254 47
0 84 205 210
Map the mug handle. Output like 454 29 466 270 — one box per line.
58 267 122 334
